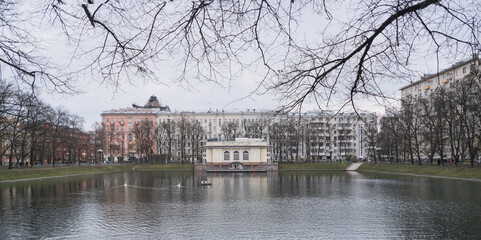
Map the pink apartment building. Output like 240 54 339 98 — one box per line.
100 96 170 163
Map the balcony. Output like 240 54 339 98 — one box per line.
423 85 430 90
441 78 451 84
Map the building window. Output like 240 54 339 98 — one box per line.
243 151 249 161
463 67 467 73
234 151 239 161
224 151 230 161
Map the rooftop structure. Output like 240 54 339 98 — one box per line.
132 95 171 112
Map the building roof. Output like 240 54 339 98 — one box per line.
132 95 171 112
101 95 171 116
205 138 270 148
400 56 479 90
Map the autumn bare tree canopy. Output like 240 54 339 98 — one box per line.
0 0 479 110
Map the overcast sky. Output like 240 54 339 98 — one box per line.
40 75 281 130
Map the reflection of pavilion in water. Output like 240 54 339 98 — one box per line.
196 138 277 173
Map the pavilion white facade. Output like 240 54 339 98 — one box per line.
201 138 274 172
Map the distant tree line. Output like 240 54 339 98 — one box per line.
378 71 481 167
0 80 91 169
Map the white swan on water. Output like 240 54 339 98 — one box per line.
177 182 181 188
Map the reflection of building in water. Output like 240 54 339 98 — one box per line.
204 173 269 203
200 138 277 172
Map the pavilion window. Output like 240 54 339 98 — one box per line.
243 151 249 161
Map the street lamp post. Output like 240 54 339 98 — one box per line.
376 147 382 163
329 150 333 164
97 149 104 165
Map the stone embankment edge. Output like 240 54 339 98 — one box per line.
0 172 109 184
358 170 481 182
0 169 193 184
3 169 480 183
278 169 346 172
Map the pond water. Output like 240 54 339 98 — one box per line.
1 171 481 239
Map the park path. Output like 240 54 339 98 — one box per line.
346 162 363 171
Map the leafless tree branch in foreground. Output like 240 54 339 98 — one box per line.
0 1 479 111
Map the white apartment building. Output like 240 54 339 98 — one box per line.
401 57 480 100
269 111 377 162
398 56 480 163
156 109 274 141
301 111 376 162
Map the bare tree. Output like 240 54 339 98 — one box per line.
399 99 422 164
3 90 28 168
243 118 268 139
2 1 477 111
155 122 166 163
221 120 240 140
91 122 105 164
47 107 69 166
456 71 481 167
65 114 85 165
444 89 464 167
337 118 355 162
286 117 301 163
176 113 189 164
105 121 117 162
365 118 380 163
133 118 155 164
158 121 175 163
189 119 204 164
303 119 313 163
325 122 335 163
26 100 51 166
432 92 448 165
268 122 284 163
0 1 73 92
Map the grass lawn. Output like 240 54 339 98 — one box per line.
278 161 481 181
3 162 480 182
0 164 194 182
279 162 350 170
358 163 481 180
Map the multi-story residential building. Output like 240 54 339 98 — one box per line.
100 96 170 162
157 109 273 141
274 111 377 162
395 55 481 164
401 56 480 100
101 96 377 163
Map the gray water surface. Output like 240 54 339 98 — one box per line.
1 171 480 239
